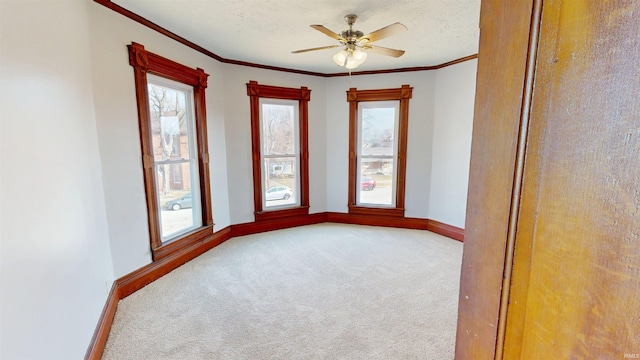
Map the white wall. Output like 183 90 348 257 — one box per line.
325 72 437 218
88 3 231 277
0 1 476 357
87 1 476 279
430 59 477 227
221 64 327 225
0 1 114 359
88 2 331 270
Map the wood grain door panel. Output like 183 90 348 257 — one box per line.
455 0 536 358
457 1 640 359
504 1 640 358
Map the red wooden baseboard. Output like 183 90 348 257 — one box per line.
231 212 327 237
86 212 463 358
84 227 231 358
426 219 464 242
326 212 429 230
325 212 464 241
117 227 232 298
84 283 119 360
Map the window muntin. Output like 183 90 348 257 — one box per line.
147 75 202 241
260 100 300 209
356 101 400 207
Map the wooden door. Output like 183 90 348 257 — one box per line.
457 1 640 359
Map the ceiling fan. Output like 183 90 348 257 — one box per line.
292 14 407 70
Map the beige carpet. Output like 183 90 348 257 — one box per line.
103 223 463 359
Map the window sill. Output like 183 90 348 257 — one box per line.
152 224 214 261
348 205 405 218
255 206 310 221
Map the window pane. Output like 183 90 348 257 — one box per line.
361 107 395 156
258 98 300 212
263 157 297 208
359 161 394 205
261 103 295 155
148 76 201 243
357 103 398 207
157 162 202 239
148 83 192 161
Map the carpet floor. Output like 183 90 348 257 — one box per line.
103 223 463 359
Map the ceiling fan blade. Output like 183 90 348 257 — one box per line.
365 45 405 58
310 25 344 41
291 45 341 54
358 22 407 43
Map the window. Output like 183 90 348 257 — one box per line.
147 75 202 239
260 100 299 209
247 81 310 221
347 85 412 217
357 101 399 206
129 42 213 260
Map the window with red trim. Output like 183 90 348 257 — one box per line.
246 81 310 221
347 85 413 217
128 42 213 260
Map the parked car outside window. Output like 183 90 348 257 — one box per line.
361 176 376 191
165 193 192 211
265 185 293 200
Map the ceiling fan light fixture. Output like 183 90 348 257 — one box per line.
344 49 367 69
294 14 406 71
333 49 349 66
345 55 359 69
352 49 367 63
335 48 367 69
345 59 358 69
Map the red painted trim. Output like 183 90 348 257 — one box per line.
326 212 464 241
84 282 118 360
231 213 327 238
221 58 329 77
94 0 477 77
117 227 232 298
128 42 213 257
85 213 463 357
326 212 428 230
427 219 465 242
328 54 479 77
347 206 405 218
94 0 326 77
246 81 311 220
346 86 412 217
255 206 310 221
116 214 461 298
152 225 214 260
96 0 221 62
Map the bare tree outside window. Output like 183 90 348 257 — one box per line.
129 42 212 258
246 80 310 220
147 79 201 241
262 104 294 155
362 110 394 150
261 102 298 208
148 84 189 196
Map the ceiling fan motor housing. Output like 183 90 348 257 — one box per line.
341 30 364 43
343 14 364 43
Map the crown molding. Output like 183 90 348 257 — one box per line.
94 0 477 77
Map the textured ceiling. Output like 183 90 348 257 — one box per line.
112 0 481 74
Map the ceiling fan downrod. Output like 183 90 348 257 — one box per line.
341 14 364 43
